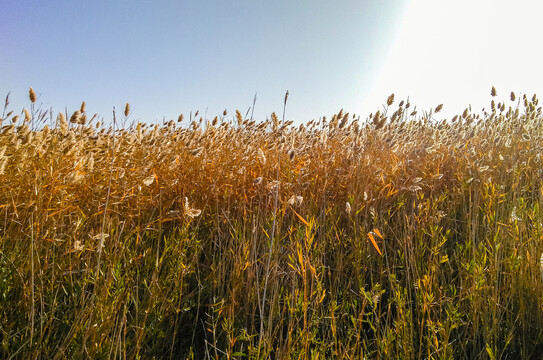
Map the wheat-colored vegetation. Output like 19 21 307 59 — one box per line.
1 87 543 359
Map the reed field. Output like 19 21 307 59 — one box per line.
1 87 543 359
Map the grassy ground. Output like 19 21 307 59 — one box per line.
1 89 543 359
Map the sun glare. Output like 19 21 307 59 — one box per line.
361 0 543 118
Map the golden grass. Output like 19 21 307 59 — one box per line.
0 88 543 358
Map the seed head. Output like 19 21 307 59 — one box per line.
190 148 202 156
184 197 201 218
73 240 84 252
23 108 31 123
21 131 32 145
57 112 68 136
339 113 349 128
143 175 154 186
79 114 87 125
124 103 130 117
387 93 395 106
236 110 243 127
491 86 497 97
372 111 381 126
69 110 81 124
288 195 303 206
257 148 266 164
288 148 296 161
29 87 36 103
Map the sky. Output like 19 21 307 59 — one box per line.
2 0 543 126
361 0 543 120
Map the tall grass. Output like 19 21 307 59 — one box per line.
0 88 542 359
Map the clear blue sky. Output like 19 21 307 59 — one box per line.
1 0 406 125
2 0 543 125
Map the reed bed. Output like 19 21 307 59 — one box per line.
1 88 543 359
